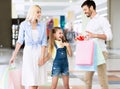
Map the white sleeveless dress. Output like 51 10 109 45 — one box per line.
22 29 47 86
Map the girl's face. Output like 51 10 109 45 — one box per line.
54 29 63 41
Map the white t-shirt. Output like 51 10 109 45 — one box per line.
32 29 39 42
85 14 112 51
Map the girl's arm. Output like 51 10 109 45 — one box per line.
64 42 72 57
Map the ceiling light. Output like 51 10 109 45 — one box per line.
69 0 72 3
30 0 33 3
46 16 49 19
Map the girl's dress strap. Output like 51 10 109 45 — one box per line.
54 42 58 49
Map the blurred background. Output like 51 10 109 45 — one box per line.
0 0 120 89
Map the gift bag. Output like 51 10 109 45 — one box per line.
94 40 105 65
75 39 105 71
1 64 24 89
75 40 94 65
75 43 97 71
8 65 24 89
8 67 24 89
1 67 9 89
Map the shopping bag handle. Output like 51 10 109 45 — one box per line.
8 63 16 70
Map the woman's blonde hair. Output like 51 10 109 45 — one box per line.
26 5 41 22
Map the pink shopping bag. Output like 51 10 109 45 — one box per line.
75 40 94 65
8 68 24 89
75 42 97 71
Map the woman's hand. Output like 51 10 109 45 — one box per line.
9 56 15 64
38 57 44 66
9 43 21 64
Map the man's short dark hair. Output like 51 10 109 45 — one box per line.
81 0 96 10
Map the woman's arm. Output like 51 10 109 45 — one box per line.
9 43 22 64
44 52 51 63
38 46 46 66
41 46 46 58
38 48 51 66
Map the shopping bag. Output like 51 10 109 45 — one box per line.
75 40 94 65
8 66 24 89
94 40 105 65
1 67 9 89
75 43 97 71
1 65 17 89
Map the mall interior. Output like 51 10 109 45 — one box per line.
0 0 120 89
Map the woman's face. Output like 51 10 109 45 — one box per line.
35 7 41 20
54 29 63 41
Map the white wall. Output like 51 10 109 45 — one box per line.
109 0 120 49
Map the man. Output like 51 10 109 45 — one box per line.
81 0 112 89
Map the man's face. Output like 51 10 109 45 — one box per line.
82 5 92 17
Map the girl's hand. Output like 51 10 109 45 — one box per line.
62 42 70 47
63 42 72 57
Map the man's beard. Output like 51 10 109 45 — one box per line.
86 12 92 18
87 15 90 17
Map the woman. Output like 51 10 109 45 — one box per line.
10 5 47 89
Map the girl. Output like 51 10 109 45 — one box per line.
9 5 47 89
43 27 72 89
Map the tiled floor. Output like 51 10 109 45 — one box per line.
0 46 120 89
